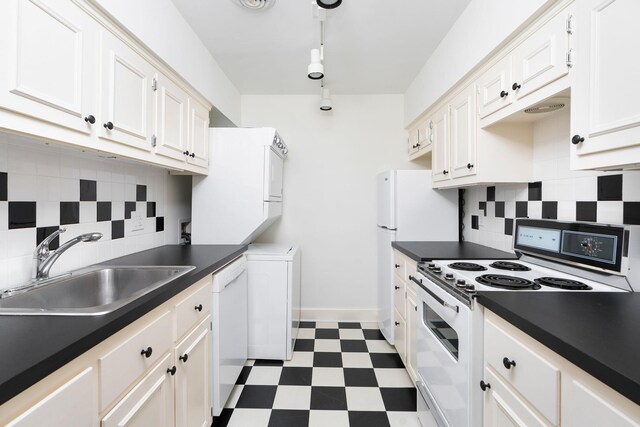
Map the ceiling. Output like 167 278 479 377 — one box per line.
171 0 472 95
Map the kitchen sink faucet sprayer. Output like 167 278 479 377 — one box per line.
33 227 103 280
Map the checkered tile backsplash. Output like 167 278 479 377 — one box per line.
464 173 640 252
0 135 181 290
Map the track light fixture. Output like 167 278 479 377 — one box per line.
307 48 324 80
320 88 332 111
316 0 342 9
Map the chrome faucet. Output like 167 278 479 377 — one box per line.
33 228 103 280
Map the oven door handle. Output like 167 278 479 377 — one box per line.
410 275 459 313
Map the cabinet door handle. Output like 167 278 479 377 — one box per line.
503 357 516 369
84 115 96 124
512 82 521 91
167 366 176 376
394 321 400 326
500 90 508 98
414 305 418 312
190 152 195 158
179 353 189 363
140 347 153 358
480 380 491 391
443 170 449 175
571 135 585 145
394 285 400 290
103 121 114 130
394 264 400 268
467 163 474 169
183 150 190 156
194 304 203 312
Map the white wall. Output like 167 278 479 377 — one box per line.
241 95 428 319
404 0 553 126
0 133 192 290
94 0 241 125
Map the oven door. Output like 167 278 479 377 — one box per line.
415 272 472 427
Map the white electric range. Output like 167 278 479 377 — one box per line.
412 219 638 427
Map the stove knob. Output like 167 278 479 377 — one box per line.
445 273 455 281
465 284 476 291
433 267 442 274
428 263 436 269
456 279 467 288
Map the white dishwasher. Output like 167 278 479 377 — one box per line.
211 256 247 416
246 244 301 361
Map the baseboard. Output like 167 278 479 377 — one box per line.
300 308 378 323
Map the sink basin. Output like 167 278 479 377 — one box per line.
0 265 195 316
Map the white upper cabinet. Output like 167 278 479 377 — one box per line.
0 0 98 135
450 85 477 179
98 30 155 153
155 72 189 161
408 127 420 156
187 99 210 169
477 55 513 119
512 7 572 101
570 0 640 170
431 104 450 183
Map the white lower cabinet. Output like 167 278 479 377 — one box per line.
392 249 418 384
0 276 216 427
102 354 175 427
175 316 212 427
482 310 640 427
6 368 97 427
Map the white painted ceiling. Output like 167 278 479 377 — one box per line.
171 0 472 94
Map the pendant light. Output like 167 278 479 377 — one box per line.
320 88 332 111
316 0 342 9
307 48 324 80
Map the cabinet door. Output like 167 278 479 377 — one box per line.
431 105 450 183
99 30 155 152
483 368 552 427
175 316 212 427
7 368 97 427
393 280 405 319
450 85 477 179
512 6 572 100
418 119 433 152
394 308 406 365
0 0 98 135
102 353 175 427
155 73 188 161
477 55 513 118
571 0 640 165
406 290 418 383
187 99 210 168
408 128 420 155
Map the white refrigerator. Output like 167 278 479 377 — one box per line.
377 170 458 344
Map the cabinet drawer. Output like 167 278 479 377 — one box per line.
393 251 405 279
99 310 173 410
485 317 560 426
393 279 405 319
175 278 212 341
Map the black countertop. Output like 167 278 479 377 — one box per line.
477 292 640 406
0 244 246 406
392 241 518 262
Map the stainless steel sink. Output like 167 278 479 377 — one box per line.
0 265 195 316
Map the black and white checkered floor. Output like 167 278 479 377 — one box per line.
213 321 420 427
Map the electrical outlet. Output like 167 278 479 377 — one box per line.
132 211 144 232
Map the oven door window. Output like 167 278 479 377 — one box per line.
423 302 459 360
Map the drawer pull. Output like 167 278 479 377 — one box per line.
394 285 400 290
84 115 96 124
394 321 400 326
103 121 114 130
500 90 509 98
194 304 203 312
503 357 516 370
395 264 400 268
140 347 153 358
167 366 176 376
480 380 491 391
179 353 189 363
